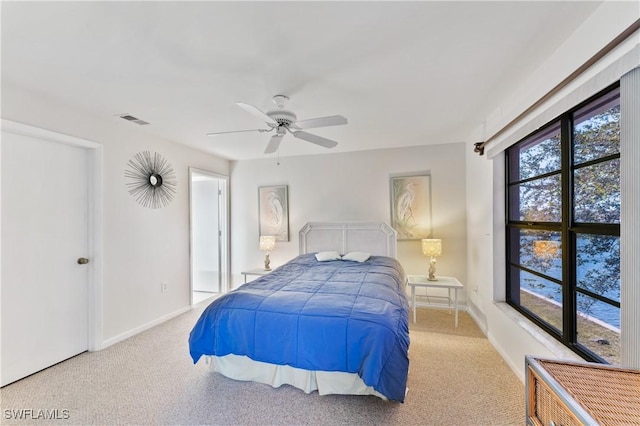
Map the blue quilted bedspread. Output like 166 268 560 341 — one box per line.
189 253 410 402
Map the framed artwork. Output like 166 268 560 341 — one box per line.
258 185 289 242
390 174 432 240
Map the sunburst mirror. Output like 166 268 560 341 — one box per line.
124 151 177 209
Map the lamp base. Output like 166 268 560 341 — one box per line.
264 253 271 271
428 257 437 281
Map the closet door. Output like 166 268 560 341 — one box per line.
2 130 89 386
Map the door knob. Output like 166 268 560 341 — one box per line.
77 257 90 265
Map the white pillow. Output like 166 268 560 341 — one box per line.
315 251 342 262
341 251 371 262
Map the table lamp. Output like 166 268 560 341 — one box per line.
422 238 442 281
259 236 276 271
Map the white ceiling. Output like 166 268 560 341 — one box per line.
2 1 602 161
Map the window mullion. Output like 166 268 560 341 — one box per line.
561 113 575 346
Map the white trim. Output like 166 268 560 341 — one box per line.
0 122 3 374
0 119 105 351
465 302 488 334
1 120 100 149
464 305 525 384
101 306 190 349
87 145 104 351
492 153 507 302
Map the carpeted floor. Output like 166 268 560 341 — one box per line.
0 303 524 425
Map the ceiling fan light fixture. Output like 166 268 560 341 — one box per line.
272 95 289 109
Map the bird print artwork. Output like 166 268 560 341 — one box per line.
391 175 431 240
396 182 415 228
268 191 284 231
259 185 289 241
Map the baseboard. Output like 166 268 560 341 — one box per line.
486 330 526 383
468 301 582 384
465 302 488 335
99 306 191 350
466 301 524 383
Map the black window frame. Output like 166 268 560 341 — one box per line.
505 83 621 363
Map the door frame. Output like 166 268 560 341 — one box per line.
188 167 230 304
1 119 104 351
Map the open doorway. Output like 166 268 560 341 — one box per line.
189 168 229 305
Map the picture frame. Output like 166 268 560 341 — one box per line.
390 174 432 240
258 185 289 242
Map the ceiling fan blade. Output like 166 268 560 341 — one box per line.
292 131 338 149
236 102 278 125
264 134 283 154
206 128 270 136
294 115 347 130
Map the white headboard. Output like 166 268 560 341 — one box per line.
299 222 397 258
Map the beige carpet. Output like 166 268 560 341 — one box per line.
0 303 524 425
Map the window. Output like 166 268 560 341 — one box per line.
506 85 620 364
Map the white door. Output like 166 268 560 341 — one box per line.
1 130 89 386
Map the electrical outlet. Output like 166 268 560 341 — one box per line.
161 282 168 293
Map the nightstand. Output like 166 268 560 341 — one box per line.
240 268 271 283
406 275 463 327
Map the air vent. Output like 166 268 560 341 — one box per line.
119 114 150 126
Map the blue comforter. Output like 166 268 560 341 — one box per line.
189 253 410 402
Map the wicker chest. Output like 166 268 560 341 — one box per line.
526 356 640 426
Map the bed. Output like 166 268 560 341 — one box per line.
189 222 410 402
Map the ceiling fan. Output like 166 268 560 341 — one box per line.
206 95 347 154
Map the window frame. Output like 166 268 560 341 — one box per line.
505 82 621 363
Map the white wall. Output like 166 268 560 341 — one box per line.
1 84 229 346
466 2 639 381
229 143 467 297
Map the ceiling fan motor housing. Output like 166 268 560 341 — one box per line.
266 109 297 127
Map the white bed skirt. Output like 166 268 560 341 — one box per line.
207 354 387 400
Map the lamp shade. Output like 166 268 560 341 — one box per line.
421 239 442 257
259 236 276 251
